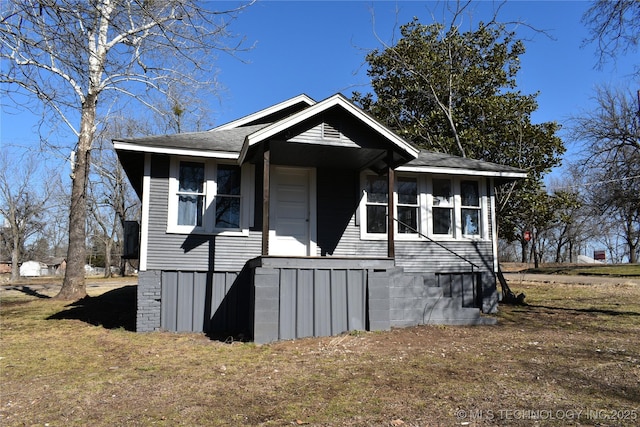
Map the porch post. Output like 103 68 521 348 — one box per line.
262 145 270 256
387 151 395 258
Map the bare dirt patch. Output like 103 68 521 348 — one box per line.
1 277 639 426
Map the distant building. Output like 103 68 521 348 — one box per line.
0 260 11 275
19 260 47 277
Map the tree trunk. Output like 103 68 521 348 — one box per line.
569 240 574 263
554 238 562 263
10 229 20 282
532 234 540 269
103 238 113 278
55 96 97 300
120 257 128 277
520 239 527 263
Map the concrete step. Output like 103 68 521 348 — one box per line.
425 316 497 326
422 297 497 325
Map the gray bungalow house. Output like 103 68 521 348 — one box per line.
114 93 526 343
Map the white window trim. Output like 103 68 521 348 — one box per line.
489 178 499 272
167 157 253 236
430 176 455 238
359 171 489 242
459 179 486 239
395 174 422 240
359 171 389 240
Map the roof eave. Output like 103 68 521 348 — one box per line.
113 140 239 160
396 164 528 179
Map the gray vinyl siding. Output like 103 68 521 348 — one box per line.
321 171 495 273
146 155 210 270
145 154 261 272
145 156 495 274
330 219 494 273
395 240 494 272
316 168 360 256
214 233 262 270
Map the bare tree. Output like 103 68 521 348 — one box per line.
1 0 253 299
152 84 216 134
582 0 640 70
0 152 50 282
571 85 640 263
44 176 71 259
588 149 640 263
573 85 640 155
88 117 142 278
547 171 597 263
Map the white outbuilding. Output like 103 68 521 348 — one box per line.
20 260 46 277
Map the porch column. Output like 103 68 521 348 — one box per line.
387 151 395 258
262 145 270 256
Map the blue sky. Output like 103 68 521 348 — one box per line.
211 0 637 176
212 1 636 124
1 1 638 176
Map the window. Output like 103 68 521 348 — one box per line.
360 172 486 241
169 158 250 234
397 177 418 234
215 165 241 228
365 175 387 234
461 180 480 235
177 162 205 227
432 179 453 235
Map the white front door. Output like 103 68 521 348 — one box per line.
269 166 316 256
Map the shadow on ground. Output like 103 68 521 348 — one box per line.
47 285 136 331
8 286 52 299
527 303 640 318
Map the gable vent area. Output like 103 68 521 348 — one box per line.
322 122 341 140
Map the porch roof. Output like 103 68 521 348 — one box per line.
238 93 420 169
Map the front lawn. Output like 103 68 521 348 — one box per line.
1 279 638 426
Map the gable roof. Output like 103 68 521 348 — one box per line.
114 93 421 168
212 94 316 131
238 93 420 164
113 93 527 191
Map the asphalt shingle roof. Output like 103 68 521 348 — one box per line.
114 124 268 153
403 150 527 174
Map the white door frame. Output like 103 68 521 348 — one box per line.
269 165 317 256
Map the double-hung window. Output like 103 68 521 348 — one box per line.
215 164 241 229
397 177 418 234
169 158 249 234
432 178 453 235
461 180 481 236
365 175 388 234
177 162 206 227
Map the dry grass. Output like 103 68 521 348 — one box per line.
1 279 639 426
501 263 640 277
